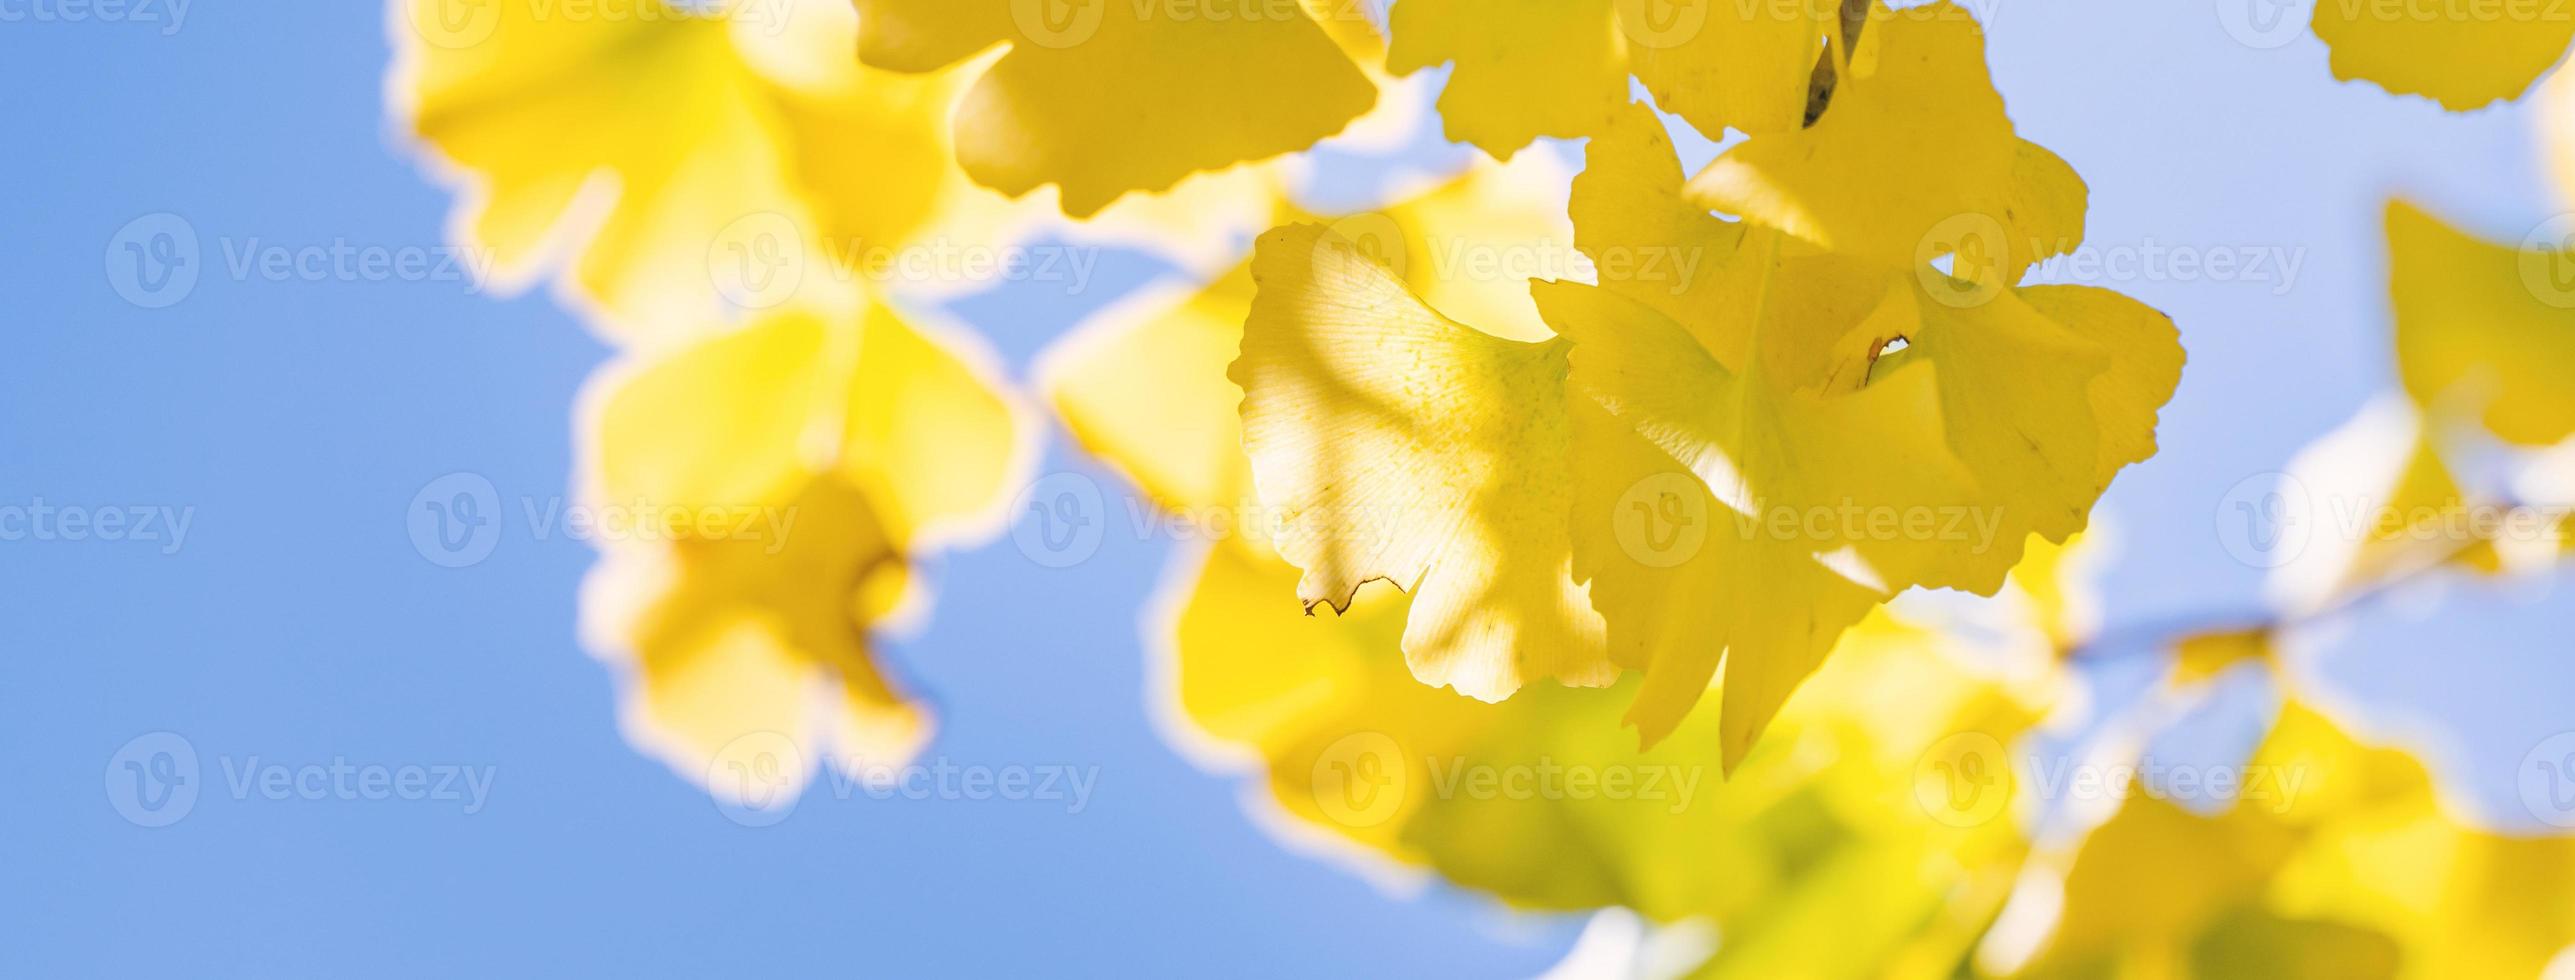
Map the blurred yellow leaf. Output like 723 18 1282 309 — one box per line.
2387 200 2575 447
394 0 985 340
580 304 1024 793
2013 699 2575 980
2312 0 2574 110
851 0 1376 216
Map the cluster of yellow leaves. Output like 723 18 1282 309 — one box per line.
2009 658 2575 980
382 0 1437 794
1034 7 2575 976
390 0 1052 793
390 0 1324 339
1226 3 2183 765
384 2 2575 973
1044 151 2094 975
1996 66 2575 979
1987 70 2575 977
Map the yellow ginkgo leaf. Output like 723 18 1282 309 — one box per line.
1384 0 1627 157
832 306 1029 545
395 0 986 341
1576 95 2168 568
1164 534 2046 966
851 0 1376 216
1039 154 1579 538
1552 100 2175 752
2386 199 2575 447
1165 542 1488 862
1231 225 1615 702
2013 700 2405 978
1620 0 1839 139
2024 791 2314 977
594 474 930 796
2020 283 2184 489
1980 141 2091 288
2020 698 2575 980
1542 278 1978 761
588 305 1024 545
580 302 1024 792
1567 97 1767 369
1685 2 2027 270
1378 0 1843 159
2260 712 2575 980
1866 284 2147 590
1043 265 1268 521
1361 152 1584 341
2311 0 2575 111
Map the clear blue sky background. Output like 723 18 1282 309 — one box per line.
3 1 2570 975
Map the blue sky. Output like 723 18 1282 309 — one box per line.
4 1 2570 975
